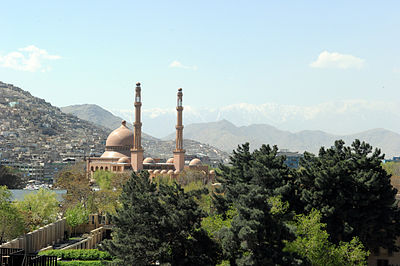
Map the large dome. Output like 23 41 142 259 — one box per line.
106 121 133 147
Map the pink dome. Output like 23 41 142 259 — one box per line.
166 158 174 164
153 170 160 174
105 121 133 147
167 170 174 175
160 170 167 174
117 157 130 164
189 158 202 166
101 151 127 159
143 157 155 164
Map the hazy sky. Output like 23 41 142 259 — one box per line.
1 1 399 113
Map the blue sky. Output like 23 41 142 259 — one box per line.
0 1 399 113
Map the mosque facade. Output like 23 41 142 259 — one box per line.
86 83 214 179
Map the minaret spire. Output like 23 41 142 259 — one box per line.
131 82 144 172
173 88 185 172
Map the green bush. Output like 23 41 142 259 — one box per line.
39 249 112 260
58 261 103 266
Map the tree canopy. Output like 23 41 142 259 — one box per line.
0 186 24 243
295 140 400 250
102 171 220 265
15 188 59 231
284 209 369 266
0 165 24 189
214 143 296 265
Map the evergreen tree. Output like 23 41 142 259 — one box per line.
102 171 220 265
0 165 24 189
214 143 297 265
296 139 400 251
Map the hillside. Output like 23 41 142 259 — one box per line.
0 81 109 163
164 119 400 158
61 104 124 132
61 104 158 141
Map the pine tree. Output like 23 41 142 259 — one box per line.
102 171 220 265
296 139 400 251
214 143 297 265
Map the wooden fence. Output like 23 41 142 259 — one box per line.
0 219 66 253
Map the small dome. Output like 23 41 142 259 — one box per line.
153 170 160 174
117 157 130 164
167 170 174 175
209 170 215 175
105 121 133 147
166 158 174 164
160 170 167 174
189 158 202 166
148 170 154 174
174 170 180 175
143 157 155 164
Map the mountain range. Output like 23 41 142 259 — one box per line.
62 103 400 158
164 119 400 158
110 100 400 139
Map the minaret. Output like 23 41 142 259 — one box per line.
173 88 185 172
131 82 144 172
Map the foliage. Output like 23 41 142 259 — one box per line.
153 170 213 214
15 188 59 231
55 163 91 212
57 261 103 266
382 161 400 177
93 170 114 190
213 143 296 265
102 171 221 265
201 207 237 240
0 186 24 243
284 209 369 266
39 249 112 260
178 168 209 186
65 204 89 235
0 165 24 189
56 166 128 216
295 139 400 250
214 143 294 216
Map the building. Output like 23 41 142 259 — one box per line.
86 83 214 180
277 149 303 168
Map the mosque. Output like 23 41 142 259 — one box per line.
86 83 214 180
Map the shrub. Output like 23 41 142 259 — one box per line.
39 249 112 260
58 261 103 266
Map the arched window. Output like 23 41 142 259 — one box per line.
105 167 108 171
95 166 99 171
91 166 94 171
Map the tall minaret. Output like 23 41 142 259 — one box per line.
173 88 185 172
131 82 144 172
